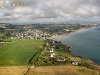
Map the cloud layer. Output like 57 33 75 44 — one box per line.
0 0 100 23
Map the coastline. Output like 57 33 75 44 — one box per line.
0 27 100 75
49 26 100 70
49 26 97 40
49 28 88 40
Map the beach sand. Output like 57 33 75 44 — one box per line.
49 28 88 40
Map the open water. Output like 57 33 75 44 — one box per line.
56 27 100 65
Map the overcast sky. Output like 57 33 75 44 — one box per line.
0 0 100 23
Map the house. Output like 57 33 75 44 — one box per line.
50 47 55 57
50 52 55 57
57 57 65 62
50 48 54 52
52 45 55 48
71 61 78 65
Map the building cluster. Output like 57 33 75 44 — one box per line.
10 29 50 40
50 40 55 57
48 40 78 65
49 40 66 62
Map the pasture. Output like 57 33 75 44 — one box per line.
0 39 44 66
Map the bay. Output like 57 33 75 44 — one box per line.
55 27 100 65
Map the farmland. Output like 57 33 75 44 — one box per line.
0 66 28 75
0 39 44 66
29 65 99 75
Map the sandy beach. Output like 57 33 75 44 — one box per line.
49 28 89 40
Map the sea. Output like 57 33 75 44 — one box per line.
55 27 100 65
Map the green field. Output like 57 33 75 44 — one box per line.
0 39 44 66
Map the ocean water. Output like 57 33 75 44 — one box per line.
56 27 100 65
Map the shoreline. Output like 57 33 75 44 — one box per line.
49 26 100 67
49 27 96 40
49 28 87 40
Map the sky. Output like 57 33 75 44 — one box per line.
0 0 100 23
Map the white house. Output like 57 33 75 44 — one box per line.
50 52 55 57
50 48 54 52
71 61 78 65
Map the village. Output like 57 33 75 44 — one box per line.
10 29 50 40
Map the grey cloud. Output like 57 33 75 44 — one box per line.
0 0 100 22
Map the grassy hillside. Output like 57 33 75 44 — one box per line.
0 39 44 66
